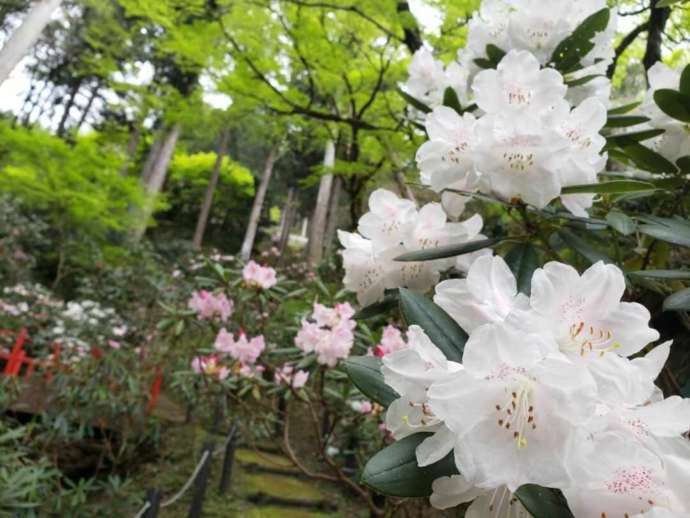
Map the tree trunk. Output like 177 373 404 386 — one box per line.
307 140 336 265
388 147 417 204
239 144 281 261
56 79 81 137
324 175 342 257
74 83 99 134
140 135 164 184
643 0 671 83
119 123 142 177
0 0 62 87
193 128 230 249
278 187 296 254
133 123 181 239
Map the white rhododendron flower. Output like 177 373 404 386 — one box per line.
404 47 470 109
428 321 597 490
339 189 487 305
640 62 690 163
431 475 529 517
382 325 462 466
434 255 526 333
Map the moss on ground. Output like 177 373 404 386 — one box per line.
121 422 367 517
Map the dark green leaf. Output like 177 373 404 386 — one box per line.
629 270 690 280
343 356 399 407
486 44 506 64
638 216 690 247
608 101 641 115
395 238 502 262
559 229 612 264
606 211 636 235
399 288 467 362
619 141 678 174
605 129 665 146
549 8 610 73
663 287 690 311
680 63 690 95
473 57 495 69
361 433 458 497
605 115 650 128
355 294 399 320
561 180 656 195
397 87 431 114
515 485 574 518
565 74 601 87
654 89 690 123
442 87 463 115
505 243 540 295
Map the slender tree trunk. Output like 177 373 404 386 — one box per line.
307 140 336 265
643 0 671 83
240 144 280 261
387 147 417 204
57 79 81 137
133 123 181 239
0 0 62 87
119 124 142 177
193 128 230 249
324 176 342 257
279 188 296 254
141 135 164 183
74 84 99 133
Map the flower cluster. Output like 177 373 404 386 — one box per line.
383 259 690 515
294 303 356 367
187 290 234 321
242 260 278 290
416 49 608 216
214 329 266 365
338 189 488 305
191 354 229 381
640 62 690 163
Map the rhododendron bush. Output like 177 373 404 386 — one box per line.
338 1 690 516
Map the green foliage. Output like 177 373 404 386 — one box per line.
343 356 399 407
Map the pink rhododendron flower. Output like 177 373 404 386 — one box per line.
242 261 278 290
187 290 234 321
294 303 356 367
107 340 121 349
275 364 310 388
214 329 265 364
239 363 266 379
374 325 408 357
190 355 227 380
350 400 374 414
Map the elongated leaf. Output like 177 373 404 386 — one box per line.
561 180 655 195
505 243 540 295
397 87 431 114
663 288 690 311
677 156 690 174
549 8 610 73
395 238 502 262
442 87 463 115
681 63 690 95
355 294 399 320
559 229 612 264
657 0 687 6
399 288 467 362
629 270 690 280
361 433 458 497
565 74 601 87
606 211 636 236
606 129 665 145
486 44 506 64
620 141 678 174
343 356 399 407
515 485 574 518
605 115 650 128
638 216 690 247
608 101 641 115
654 89 690 123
